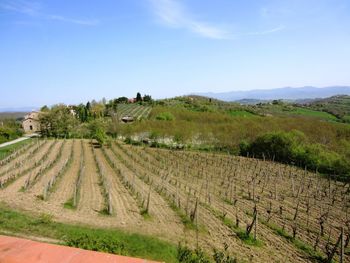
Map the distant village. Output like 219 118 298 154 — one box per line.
22 93 152 134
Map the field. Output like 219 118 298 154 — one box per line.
291 107 339 121
0 138 32 160
0 139 349 262
117 104 152 120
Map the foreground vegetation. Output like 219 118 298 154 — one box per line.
0 202 177 262
0 119 23 144
0 138 32 160
0 139 348 262
34 94 350 181
0 203 240 262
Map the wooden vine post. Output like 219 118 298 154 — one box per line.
340 226 344 263
254 209 258 241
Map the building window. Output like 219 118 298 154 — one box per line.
30 125 33 130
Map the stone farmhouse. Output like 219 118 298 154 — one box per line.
22 111 41 133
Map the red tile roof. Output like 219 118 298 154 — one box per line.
0 235 161 263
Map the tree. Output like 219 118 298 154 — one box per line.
88 119 107 146
136 92 142 102
39 104 78 138
40 105 49 112
143 95 152 103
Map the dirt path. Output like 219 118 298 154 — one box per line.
0 141 37 177
103 147 184 241
0 137 30 148
94 149 142 226
50 140 80 206
6 141 62 195
0 140 47 180
29 140 73 198
78 141 104 214
121 143 308 263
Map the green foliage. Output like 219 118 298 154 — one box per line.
33 213 53 225
65 233 125 254
177 244 210 263
0 138 31 160
177 244 238 263
40 105 49 112
155 112 175 121
213 244 237 263
260 220 324 261
0 203 178 262
136 92 142 102
227 110 255 117
305 95 350 121
63 198 75 210
88 119 108 145
240 131 350 181
235 230 263 247
0 119 23 144
143 94 153 103
240 130 306 162
39 105 79 138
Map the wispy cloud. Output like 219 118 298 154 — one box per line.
149 0 285 40
0 0 99 26
246 25 285 36
46 15 99 26
0 0 40 16
149 0 230 39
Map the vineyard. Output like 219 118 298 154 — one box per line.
0 139 349 262
117 104 152 121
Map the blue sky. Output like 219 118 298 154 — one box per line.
1 0 350 107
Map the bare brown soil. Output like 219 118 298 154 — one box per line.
0 139 348 263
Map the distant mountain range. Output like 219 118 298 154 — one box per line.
193 86 350 102
0 107 38 113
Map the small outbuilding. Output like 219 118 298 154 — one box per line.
121 116 134 123
22 111 41 133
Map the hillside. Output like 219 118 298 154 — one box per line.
194 86 350 101
300 95 350 123
0 139 349 262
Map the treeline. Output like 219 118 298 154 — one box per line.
240 131 350 181
37 96 350 180
0 119 23 144
39 93 152 140
119 106 350 180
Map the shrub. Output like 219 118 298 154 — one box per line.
65 233 125 255
240 130 305 163
177 244 210 263
240 131 350 181
155 112 175 121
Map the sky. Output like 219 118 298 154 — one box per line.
1 0 350 107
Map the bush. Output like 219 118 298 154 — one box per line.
155 112 175 121
240 131 350 181
65 233 125 255
240 130 305 163
177 244 210 263
0 121 23 144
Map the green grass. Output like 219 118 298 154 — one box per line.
0 203 178 263
259 219 324 262
63 198 76 210
292 107 338 121
227 110 255 118
0 138 32 160
220 215 263 247
201 201 263 247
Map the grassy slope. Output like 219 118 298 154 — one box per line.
291 107 338 121
305 95 350 121
0 112 27 120
0 203 178 262
0 138 32 160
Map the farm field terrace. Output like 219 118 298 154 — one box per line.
0 139 349 262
